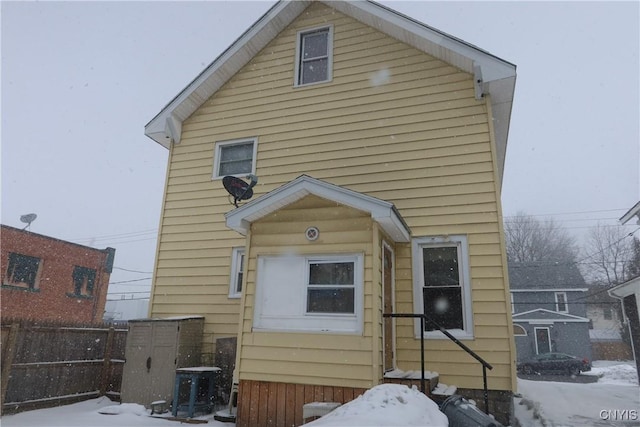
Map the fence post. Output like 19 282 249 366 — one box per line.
1 323 20 414
99 327 115 396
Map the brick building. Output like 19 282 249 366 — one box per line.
1 225 115 323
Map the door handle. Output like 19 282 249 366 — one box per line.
146 356 152 373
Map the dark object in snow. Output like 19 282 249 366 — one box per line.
223 175 258 207
517 352 591 376
439 394 504 427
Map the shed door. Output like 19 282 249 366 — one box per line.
383 243 395 372
150 323 180 402
121 321 179 406
121 322 153 404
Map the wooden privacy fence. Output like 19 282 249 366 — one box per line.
0 319 128 414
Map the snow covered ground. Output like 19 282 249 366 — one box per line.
515 360 639 427
2 361 637 426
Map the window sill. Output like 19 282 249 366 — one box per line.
416 330 475 341
252 326 362 335
228 294 241 299
2 284 39 292
293 79 332 89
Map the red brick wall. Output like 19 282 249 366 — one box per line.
1 225 114 323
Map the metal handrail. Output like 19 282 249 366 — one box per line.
383 312 493 414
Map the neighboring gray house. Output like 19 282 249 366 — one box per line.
509 262 592 362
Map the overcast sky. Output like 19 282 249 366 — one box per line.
2 1 639 300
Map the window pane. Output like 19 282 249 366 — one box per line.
301 58 328 85
309 262 354 285
72 266 96 296
307 288 354 313
423 287 463 330
219 142 253 175
7 253 40 288
302 32 328 59
221 143 253 162
423 247 459 287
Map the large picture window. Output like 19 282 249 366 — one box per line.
4 252 41 290
412 235 473 339
295 26 333 86
254 254 363 333
213 138 257 178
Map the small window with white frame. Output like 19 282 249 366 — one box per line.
229 247 245 298
295 26 333 86
213 138 257 179
412 235 473 339
306 260 355 314
555 291 568 313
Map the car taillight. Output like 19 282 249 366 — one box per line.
582 358 589 364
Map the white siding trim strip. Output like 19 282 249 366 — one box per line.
512 308 589 322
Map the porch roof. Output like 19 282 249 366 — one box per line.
225 175 411 242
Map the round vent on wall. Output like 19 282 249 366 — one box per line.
305 227 319 241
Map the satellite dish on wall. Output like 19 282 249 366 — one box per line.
223 175 258 207
20 213 37 230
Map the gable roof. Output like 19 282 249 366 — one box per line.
225 175 411 242
508 262 587 290
512 308 589 323
145 0 516 181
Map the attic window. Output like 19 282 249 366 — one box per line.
295 26 333 86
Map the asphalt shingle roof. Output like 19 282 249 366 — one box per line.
508 262 586 290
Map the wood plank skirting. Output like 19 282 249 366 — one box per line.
236 380 367 427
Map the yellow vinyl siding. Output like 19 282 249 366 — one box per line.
151 2 514 391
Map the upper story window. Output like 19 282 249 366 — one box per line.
4 252 41 290
213 138 257 178
555 291 568 313
229 247 245 298
295 26 333 86
70 266 97 298
412 235 473 339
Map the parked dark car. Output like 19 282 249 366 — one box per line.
517 352 591 376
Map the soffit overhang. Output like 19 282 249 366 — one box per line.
620 201 640 225
608 275 640 299
145 0 516 181
225 175 411 243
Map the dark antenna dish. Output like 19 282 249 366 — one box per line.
20 213 37 230
223 175 258 207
